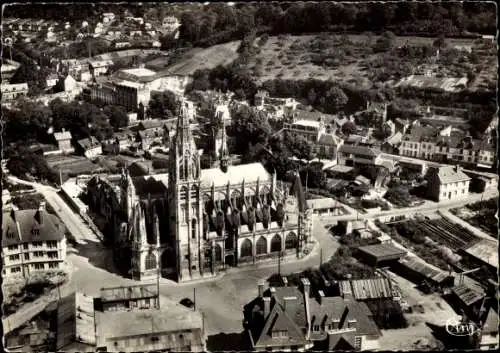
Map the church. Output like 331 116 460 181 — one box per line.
86 98 309 282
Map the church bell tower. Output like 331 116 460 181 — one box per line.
168 98 204 281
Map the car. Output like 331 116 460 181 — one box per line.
179 298 194 309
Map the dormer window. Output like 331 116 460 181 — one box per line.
7 232 15 239
32 228 40 236
271 330 288 338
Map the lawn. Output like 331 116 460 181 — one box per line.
247 33 495 90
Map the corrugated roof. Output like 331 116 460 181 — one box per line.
100 284 157 303
56 292 96 350
398 257 449 283
464 239 499 269
357 244 407 260
339 278 394 300
451 284 485 306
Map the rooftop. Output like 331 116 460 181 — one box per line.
339 278 395 301
338 144 381 158
3 209 65 247
100 284 158 303
463 239 499 269
398 256 450 283
429 166 471 185
357 244 407 261
200 162 271 188
95 305 203 342
306 197 338 210
292 119 321 129
451 284 486 306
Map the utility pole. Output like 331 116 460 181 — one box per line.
320 248 323 267
278 250 281 275
193 287 196 311
59 169 63 187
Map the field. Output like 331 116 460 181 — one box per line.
159 41 241 76
247 34 496 89
45 155 102 176
414 218 479 251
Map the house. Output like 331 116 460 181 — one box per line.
1 82 29 101
480 306 499 350
59 74 77 92
53 129 73 153
77 136 102 159
56 292 96 353
98 284 159 312
2 205 67 281
46 74 59 88
355 244 407 267
88 59 114 77
337 145 382 166
306 197 341 216
425 165 471 202
244 278 381 351
381 132 403 154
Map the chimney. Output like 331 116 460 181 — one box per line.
263 297 271 317
301 278 310 297
36 202 46 224
62 128 66 132
332 319 340 330
258 280 265 297
282 276 288 287
270 287 277 298
339 307 349 329
455 165 460 173
318 290 325 305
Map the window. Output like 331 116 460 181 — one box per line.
272 330 288 338
32 228 40 236
9 254 20 261
34 263 45 270
24 253 30 260
313 325 320 332
47 251 58 259
34 251 44 257
7 232 15 239
32 241 43 247
354 336 362 350
151 336 159 342
191 219 197 239
47 241 58 248
7 245 17 251
49 263 59 269
10 267 21 273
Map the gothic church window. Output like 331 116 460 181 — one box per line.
285 232 298 249
191 219 197 239
270 234 282 253
145 252 156 270
240 239 252 258
256 236 267 255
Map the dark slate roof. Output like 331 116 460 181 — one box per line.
338 144 381 158
254 299 307 349
128 160 154 177
2 209 65 247
77 136 100 150
403 126 438 142
289 173 307 213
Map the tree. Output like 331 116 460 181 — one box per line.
341 121 356 136
433 33 447 50
231 105 272 154
147 90 178 119
104 105 129 131
323 86 348 113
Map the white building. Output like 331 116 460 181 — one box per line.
1 82 29 101
2 206 67 281
425 165 471 202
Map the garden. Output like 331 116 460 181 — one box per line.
451 198 498 239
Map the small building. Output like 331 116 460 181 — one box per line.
337 145 382 167
60 74 77 92
2 206 67 281
394 256 455 288
88 59 114 77
425 165 471 202
449 283 486 321
356 244 407 267
381 132 402 154
339 278 396 301
98 284 159 312
480 306 499 350
53 129 73 153
77 136 102 159
306 197 340 216
94 306 206 352
56 292 96 353
1 82 29 101
46 74 59 89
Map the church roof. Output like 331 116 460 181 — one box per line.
200 162 270 188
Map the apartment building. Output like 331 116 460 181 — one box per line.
400 126 496 169
337 145 382 167
284 112 344 159
2 205 67 281
425 165 471 202
1 82 29 101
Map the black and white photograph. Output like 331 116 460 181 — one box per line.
1 1 498 352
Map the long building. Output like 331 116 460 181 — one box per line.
85 99 309 282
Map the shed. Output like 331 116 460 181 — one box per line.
357 244 407 267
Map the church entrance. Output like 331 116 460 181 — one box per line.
225 254 235 267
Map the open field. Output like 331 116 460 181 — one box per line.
160 41 241 76
247 34 496 89
45 155 102 176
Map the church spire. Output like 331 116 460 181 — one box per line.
219 118 229 173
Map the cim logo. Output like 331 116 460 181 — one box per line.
445 318 480 337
